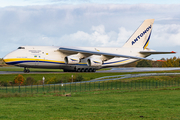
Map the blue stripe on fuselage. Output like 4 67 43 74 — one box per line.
6 58 131 66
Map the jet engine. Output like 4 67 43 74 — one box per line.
87 58 103 67
64 56 80 64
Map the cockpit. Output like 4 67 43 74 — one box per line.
18 47 25 49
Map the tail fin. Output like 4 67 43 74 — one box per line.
122 19 154 49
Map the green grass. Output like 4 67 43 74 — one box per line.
1 75 180 95
0 89 180 119
1 67 180 119
0 72 128 83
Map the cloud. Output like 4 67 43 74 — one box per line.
1 0 180 7
58 25 112 47
151 24 180 47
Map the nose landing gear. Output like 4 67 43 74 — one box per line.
24 67 30 73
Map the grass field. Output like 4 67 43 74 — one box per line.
0 89 180 119
1 75 180 94
1 66 180 119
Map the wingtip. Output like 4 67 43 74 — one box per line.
171 51 176 53
156 60 166 62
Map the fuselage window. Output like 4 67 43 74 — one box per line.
18 47 25 49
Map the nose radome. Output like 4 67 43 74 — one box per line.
3 53 11 64
3 54 8 60
3 50 18 64
3 51 13 59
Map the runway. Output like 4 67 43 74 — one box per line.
97 67 180 73
0 67 180 74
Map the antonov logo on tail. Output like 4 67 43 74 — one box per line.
132 25 152 45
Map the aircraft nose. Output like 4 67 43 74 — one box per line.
3 53 13 64
3 54 10 64
3 55 8 60
3 49 20 65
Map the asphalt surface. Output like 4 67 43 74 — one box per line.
0 67 180 74
98 67 180 73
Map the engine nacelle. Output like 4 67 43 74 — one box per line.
64 56 80 64
87 58 102 67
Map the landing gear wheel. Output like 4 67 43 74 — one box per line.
80 68 84 72
84 68 88 72
92 68 96 72
77 68 81 72
24 67 30 73
24 69 27 73
88 68 92 72
27 69 30 73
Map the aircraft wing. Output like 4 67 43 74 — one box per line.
59 47 153 60
140 51 176 54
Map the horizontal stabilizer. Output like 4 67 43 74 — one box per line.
140 51 176 54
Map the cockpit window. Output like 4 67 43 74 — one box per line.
18 47 25 49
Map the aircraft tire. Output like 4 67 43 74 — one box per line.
92 68 96 72
77 68 81 72
24 67 30 73
88 68 92 72
80 68 84 72
84 68 88 72
27 69 30 73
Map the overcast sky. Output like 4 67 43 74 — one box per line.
0 0 180 59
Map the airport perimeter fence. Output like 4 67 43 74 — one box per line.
0 77 180 94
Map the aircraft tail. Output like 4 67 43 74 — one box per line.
122 19 154 49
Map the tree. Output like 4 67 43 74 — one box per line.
162 57 180 67
25 77 35 85
14 74 25 85
136 60 152 67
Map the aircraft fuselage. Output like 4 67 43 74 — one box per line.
3 46 146 72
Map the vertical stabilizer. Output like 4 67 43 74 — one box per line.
122 19 154 49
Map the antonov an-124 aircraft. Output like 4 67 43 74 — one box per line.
3 19 175 72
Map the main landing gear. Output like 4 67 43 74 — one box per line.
24 67 30 73
63 68 96 72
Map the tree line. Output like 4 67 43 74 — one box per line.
123 56 180 67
